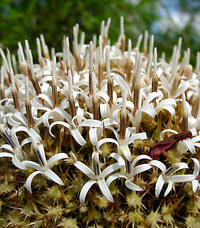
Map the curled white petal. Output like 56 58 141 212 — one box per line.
98 179 114 202
79 180 96 205
125 179 143 191
44 169 64 185
155 175 165 198
74 161 95 179
70 128 86 146
164 180 173 197
47 153 68 167
26 170 43 194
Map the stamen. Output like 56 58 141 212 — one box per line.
103 18 111 46
36 38 44 68
66 37 71 70
126 39 133 83
12 54 18 74
40 34 50 60
133 81 140 111
0 66 5 100
136 53 142 82
73 26 82 72
92 72 99 120
98 36 103 89
152 48 158 93
52 56 59 107
92 152 101 176
107 76 113 108
135 34 143 52
93 35 97 49
143 30 148 55
106 46 110 77
177 37 182 58
25 76 34 128
165 164 180 176
19 61 29 77
80 32 85 47
89 41 93 95
146 52 153 79
0 48 9 70
120 91 127 140
148 35 154 57
7 49 20 111
100 20 105 39
120 16 125 54
32 141 46 167
18 42 25 63
125 159 132 174
171 73 180 98
0 124 16 149
28 49 42 95
182 92 188 132
69 93 77 119
191 92 200 118
25 40 30 60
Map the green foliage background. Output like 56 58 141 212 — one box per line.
0 0 200 64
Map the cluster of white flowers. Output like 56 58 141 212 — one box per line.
0 17 200 205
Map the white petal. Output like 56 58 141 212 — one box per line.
47 153 68 167
96 138 119 153
192 179 199 193
140 104 157 118
10 129 20 148
38 144 47 166
26 170 43 194
106 173 127 186
125 179 143 191
12 155 27 170
98 179 114 202
118 145 131 162
74 161 95 179
21 137 32 147
70 128 86 146
164 180 173 197
13 111 29 126
192 158 200 176
44 169 64 185
143 92 159 105
184 139 195 154
160 129 178 140
170 174 194 182
14 126 29 134
79 180 96 205
54 107 72 123
0 144 13 153
155 175 165 198
89 128 99 146
101 163 124 178
0 152 13 158
80 119 102 128
28 128 42 142
126 132 147 145
109 153 125 166
133 164 152 176
22 161 41 170
131 154 152 168
100 103 109 118
149 160 166 173
49 121 71 138
37 94 54 108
